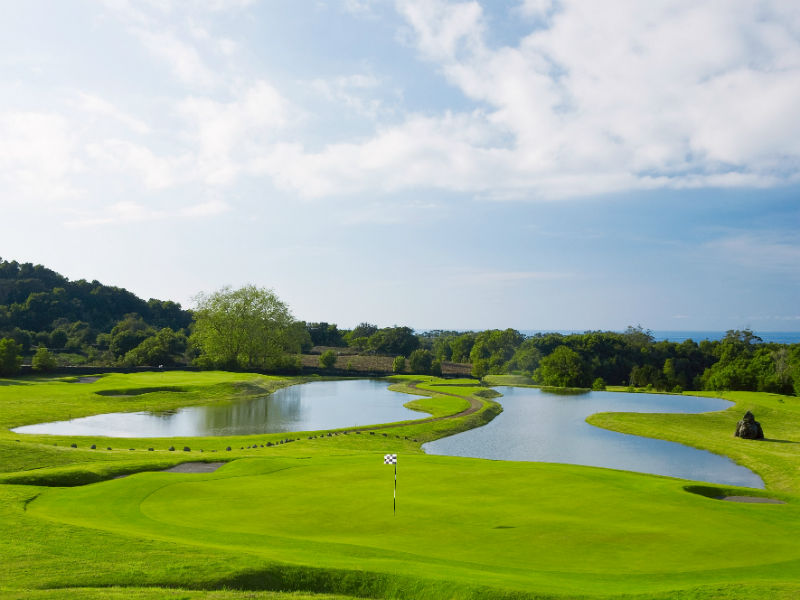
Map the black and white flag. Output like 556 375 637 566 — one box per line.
384 454 397 464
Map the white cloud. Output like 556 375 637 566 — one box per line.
242 0 800 201
0 112 82 200
66 199 230 227
135 28 218 87
85 139 185 189
179 80 293 184
308 73 386 118
76 93 152 134
705 233 800 277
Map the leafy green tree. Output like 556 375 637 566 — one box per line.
307 322 344 347
431 359 442 376
507 340 542 374
32 346 58 372
122 328 187 367
319 349 337 369
449 333 475 363
535 345 587 387
367 326 419 356
191 285 295 370
408 348 433 374
286 321 313 353
469 329 524 374
49 329 68 349
345 323 378 349
0 337 23 376
109 314 154 359
392 355 406 373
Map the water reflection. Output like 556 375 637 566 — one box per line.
12 379 422 438
424 387 764 488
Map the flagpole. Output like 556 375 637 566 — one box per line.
394 461 396 516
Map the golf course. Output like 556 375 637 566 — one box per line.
2 371 800 599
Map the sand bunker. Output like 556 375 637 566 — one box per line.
162 462 226 474
75 376 101 383
718 495 785 504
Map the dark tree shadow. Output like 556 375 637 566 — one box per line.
763 438 799 444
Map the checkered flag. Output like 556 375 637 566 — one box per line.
384 454 397 464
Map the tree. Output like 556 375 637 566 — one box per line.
32 346 58 372
392 355 406 373
0 337 23 376
122 328 187 367
191 285 295 370
319 349 337 369
367 326 419 356
408 348 433 374
535 345 587 387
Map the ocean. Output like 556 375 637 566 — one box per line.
518 330 800 345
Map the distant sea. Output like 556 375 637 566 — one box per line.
518 330 800 345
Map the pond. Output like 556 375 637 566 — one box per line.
11 379 423 438
423 387 763 488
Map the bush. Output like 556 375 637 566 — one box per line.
392 355 406 373
592 377 606 391
32 347 58 372
319 349 337 369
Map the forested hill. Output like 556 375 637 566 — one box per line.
0 258 191 344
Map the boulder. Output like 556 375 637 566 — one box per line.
735 411 764 440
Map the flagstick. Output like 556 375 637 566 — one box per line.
393 461 397 516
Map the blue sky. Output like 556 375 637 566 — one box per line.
1 0 798 331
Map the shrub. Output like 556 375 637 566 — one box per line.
592 377 607 391
392 355 406 373
32 347 58 372
319 349 337 369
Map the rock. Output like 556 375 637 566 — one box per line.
70 443 77 448
183 446 190 452
90 444 96 449
148 448 154 451
106 447 111 451
735 411 764 440
226 446 232 451
168 446 175 451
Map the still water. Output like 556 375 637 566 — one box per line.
12 379 422 438
424 387 763 488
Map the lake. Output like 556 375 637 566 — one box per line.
11 379 423 438
424 387 763 488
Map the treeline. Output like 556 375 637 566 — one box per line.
415 327 800 396
1 259 799 396
0 258 192 369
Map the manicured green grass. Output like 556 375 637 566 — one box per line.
23 454 800 598
2 372 800 599
587 389 800 494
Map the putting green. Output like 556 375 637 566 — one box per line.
28 454 800 597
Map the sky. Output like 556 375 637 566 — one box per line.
1 0 799 332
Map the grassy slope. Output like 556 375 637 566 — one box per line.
1 373 800 599
587 390 800 494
